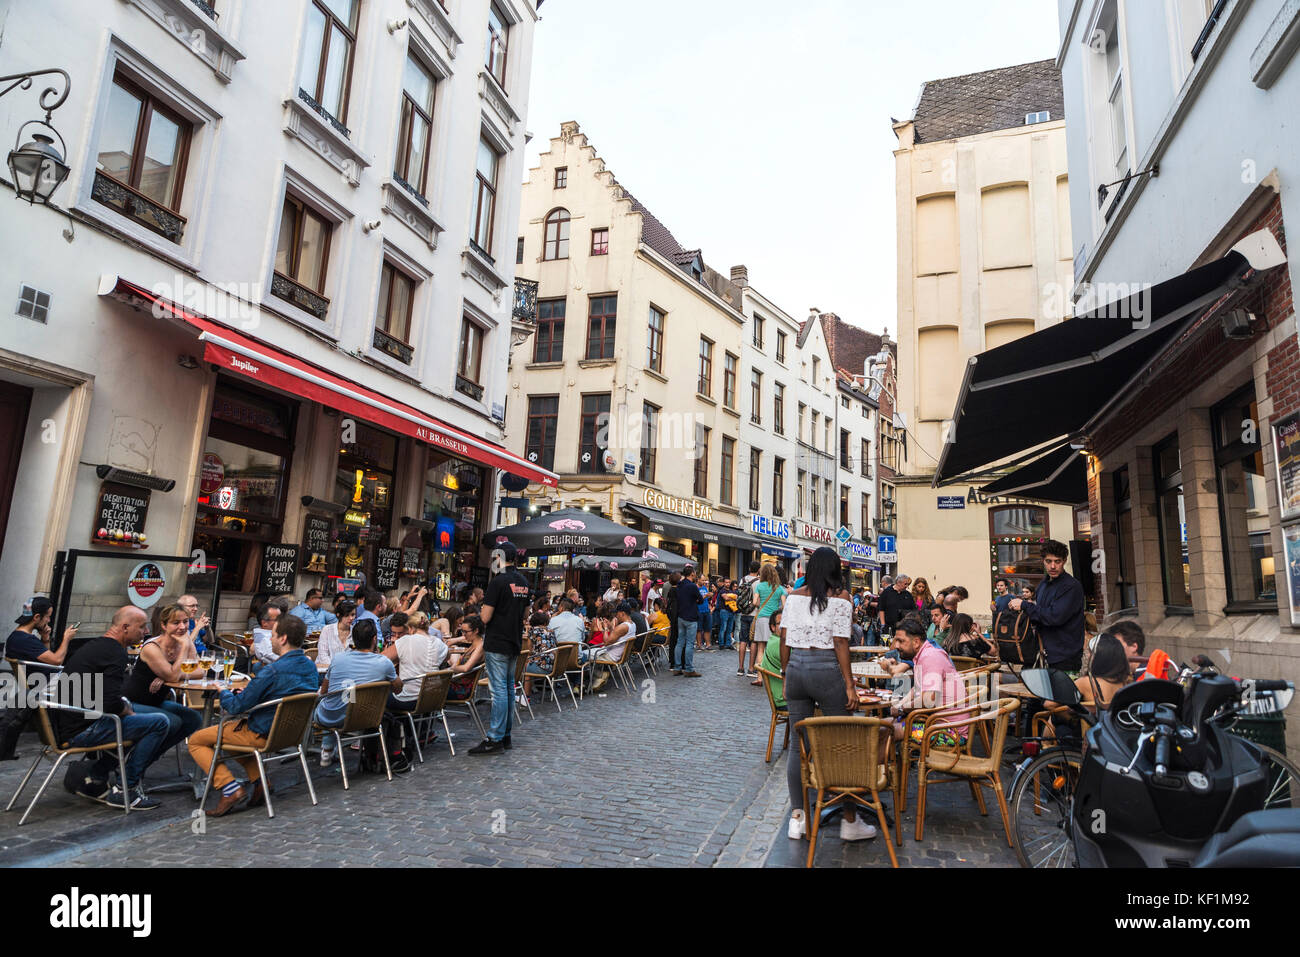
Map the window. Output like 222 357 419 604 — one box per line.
797 469 806 519
749 447 761 511
1104 26 1127 179
533 298 565 363
753 314 765 351
860 493 870 539
640 402 659 483
881 418 901 471
646 305 664 372
811 473 821 523
839 429 850 470
798 403 806 443
579 394 610 473
456 317 486 396
395 53 436 196
774 383 785 435
721 436 735 506
543 208 570 260
694 425 710 497
275 194 332 306
1212 389 1271 607
750 369 762 424
772 457 785 516
862 403 870 418
1024 111 1051 124
1111 467 1138 610
374 261 415 361
989 506 1049 592
525 396 558 471
812 356 821 387
880 482 896 534
554 166 567 189
485 2 509 89
840 486 850 528
841 396 850 410
590 228 608 256
471 136 499 255
299 0 359 125
586 294 617 360
94 73 191 239
515 236 524 264
776 330 787 364
722 352 737 408
811 410 820 447
861 438 870 477
1154 434 1191 610
698 338 714 397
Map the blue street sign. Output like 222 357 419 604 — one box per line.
835 525 852 544
938 496 965 509
877 535 896 554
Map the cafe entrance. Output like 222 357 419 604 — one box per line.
329 422 397 590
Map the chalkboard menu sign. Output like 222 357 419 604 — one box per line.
92 482 151 547
470 566 490 590
260 543 300 594
401 546 424 578
375 547 401 590
302 514 333 571
1274 413 1300 522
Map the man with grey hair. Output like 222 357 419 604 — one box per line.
878 573 913 634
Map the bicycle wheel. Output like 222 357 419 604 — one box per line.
1252 743 1300 809
1008 747 1082 868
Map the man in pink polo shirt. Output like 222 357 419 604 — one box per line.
888 618 966 745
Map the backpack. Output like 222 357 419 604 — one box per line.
994 608 1042 666
736 577 756 616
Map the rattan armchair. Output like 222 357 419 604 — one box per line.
199 692 320 818
755 666 790 763
897 674 996 813
913 697 1020 845
313 681 394 789
796 716 900 868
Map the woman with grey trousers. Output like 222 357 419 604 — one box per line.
779 546 877 844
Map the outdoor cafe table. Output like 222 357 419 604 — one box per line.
851 659 893 684
166 676 250 728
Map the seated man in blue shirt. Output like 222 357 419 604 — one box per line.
314 619 401 769
288 588 338 634
188 613 320 817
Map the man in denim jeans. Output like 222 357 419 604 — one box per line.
470 543 530 755
673 567 701 677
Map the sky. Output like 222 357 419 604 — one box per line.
523 0 1063 336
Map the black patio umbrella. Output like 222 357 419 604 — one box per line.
482 507 648 556
571 548 695 573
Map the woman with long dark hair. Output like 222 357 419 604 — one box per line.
1076 633 1132 708
779 546 875 844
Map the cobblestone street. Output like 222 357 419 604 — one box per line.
2 649 1016 868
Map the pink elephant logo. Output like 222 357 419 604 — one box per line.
609 562 620 569
549 519 586 531
623 535 638 550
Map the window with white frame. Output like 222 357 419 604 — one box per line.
486 3 509 89
471 135 499 256
298 0 359 128
394 52 436 197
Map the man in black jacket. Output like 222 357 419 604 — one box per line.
877 574 913 634
1010 540 1085 670
58 606 171 810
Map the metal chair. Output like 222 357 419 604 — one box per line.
537 642 580 711
313 681 394 790
397 669 455 761
630 629 657 678
591 633 639 695
443 664 487 738
198 692 320 818
6 697 132 826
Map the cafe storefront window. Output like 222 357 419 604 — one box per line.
422 451 487 601
1213 388 1274 610
191 380 295 594
1154 433 1192 611
330 422 397 586
988 504 1048 595
1111 467 1138 612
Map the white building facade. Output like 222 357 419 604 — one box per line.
0 0 550 632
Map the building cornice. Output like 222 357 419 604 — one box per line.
635 244 746 324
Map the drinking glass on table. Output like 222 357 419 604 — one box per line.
221 655 236 682
180 657 200 682
198 650 216 679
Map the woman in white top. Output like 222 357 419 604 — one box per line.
316 600 356 670
779 546 876 845
382 611 448 709
589 604 633 693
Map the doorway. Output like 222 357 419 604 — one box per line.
0 381 33 558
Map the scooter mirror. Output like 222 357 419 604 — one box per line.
1020 668 1082 706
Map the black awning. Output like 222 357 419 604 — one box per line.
933 250 1255 485
623 504 752 550
979 444 1088 505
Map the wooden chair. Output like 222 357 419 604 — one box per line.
796 716 901 868
6 698 133 825
198 692 320 818
443 664 487 738
313 681 394 789
896 681 992 814
755 666 790 763
537 642 580 711
304 647 319 662
914 697 1020 845
951 656 982 672
397 669 455 761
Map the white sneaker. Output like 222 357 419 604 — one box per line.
788 811 806 840
840 817 878 842
319 750 335 768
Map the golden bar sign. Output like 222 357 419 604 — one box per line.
642 487 713 522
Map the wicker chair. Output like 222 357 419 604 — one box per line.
198 692 320 818
913 697 1020 845
6 698 133 825
897 673 995 814
951 656 983 672
755 666 790 763
397 669 455 761
797 716 900 868
313 681 394 790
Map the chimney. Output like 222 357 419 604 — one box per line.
560 120 580 140
881 327 891 346
729 265 749 286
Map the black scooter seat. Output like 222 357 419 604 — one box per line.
1194 809 1300 868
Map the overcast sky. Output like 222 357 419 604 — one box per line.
522 0 1062 336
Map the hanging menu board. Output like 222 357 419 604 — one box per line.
375 547 401 591
92 482 151 548
302 514 333 569
401 546 424 578
1273 413 1300 522
259 543 300 594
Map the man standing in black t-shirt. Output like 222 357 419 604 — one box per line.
877 574 913 634
470 543 531 755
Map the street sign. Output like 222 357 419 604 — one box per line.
938 495 965 509
877 535 896 553
835 525 852 544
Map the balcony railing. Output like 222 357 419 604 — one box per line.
296 87 350 139
455 375 484 401
513 276 539 322
373 328 413 364
92 171 186 243
271 271 330 320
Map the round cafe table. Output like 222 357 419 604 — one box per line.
147 675 248 797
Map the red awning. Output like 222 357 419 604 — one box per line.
99 275 558 487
